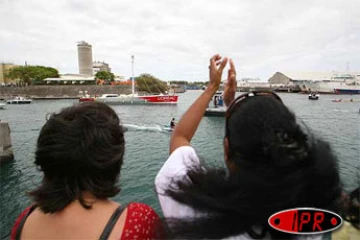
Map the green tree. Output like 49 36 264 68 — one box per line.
169 80 188 85
95 71 115 82
6 66 59 86
135 73 168 94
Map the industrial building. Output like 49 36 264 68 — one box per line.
0 63 18 85
77 41 93 75
93 61 111 73
268 72 337 85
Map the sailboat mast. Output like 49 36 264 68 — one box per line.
131 55 135 96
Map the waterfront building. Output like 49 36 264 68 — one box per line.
44 74 95 85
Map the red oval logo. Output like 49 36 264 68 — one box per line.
268 208 342 234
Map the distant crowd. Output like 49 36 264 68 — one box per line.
10 55 359 240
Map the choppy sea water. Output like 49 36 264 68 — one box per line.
1 91 359 238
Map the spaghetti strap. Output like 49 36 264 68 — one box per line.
99 205 126 240
13 205 37 240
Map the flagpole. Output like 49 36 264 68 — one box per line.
131 55 135 96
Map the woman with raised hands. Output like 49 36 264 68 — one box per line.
155 55 341 239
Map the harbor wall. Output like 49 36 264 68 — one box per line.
0 122 14 165
0 85 132 99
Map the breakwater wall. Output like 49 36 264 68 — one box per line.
0 85 132 99
0 122 14 165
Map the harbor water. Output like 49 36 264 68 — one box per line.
1 91 359 238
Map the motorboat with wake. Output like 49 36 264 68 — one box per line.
6 96 32 104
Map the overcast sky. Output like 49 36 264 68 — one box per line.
1 0 359 81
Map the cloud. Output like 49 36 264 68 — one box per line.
1 0 359 81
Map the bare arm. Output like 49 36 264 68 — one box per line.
169 55 228 154
223 59 237 107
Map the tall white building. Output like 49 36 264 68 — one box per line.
77 41 93 75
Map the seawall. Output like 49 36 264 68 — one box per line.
0 122 14 165
0 85 132 99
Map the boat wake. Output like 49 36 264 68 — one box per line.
122 123 170 133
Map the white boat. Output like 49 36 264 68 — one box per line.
204 91 226 117
0 102 5 109
6 96 32 104
204 107 226 117
95 94 147 105
295 74 360 94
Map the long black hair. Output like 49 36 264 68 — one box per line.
29 102 125 213
165 96 341 239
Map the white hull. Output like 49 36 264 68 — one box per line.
95 94 147 105
295 80 360 94
6 96 32 104
7 100 32 104
0 103 5 109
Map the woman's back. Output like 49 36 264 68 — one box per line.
18 201 125 239
11 102 163 239
13 201 161 239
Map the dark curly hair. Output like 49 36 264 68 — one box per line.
29 102 125 213
165 96 341 239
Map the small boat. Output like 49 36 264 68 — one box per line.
6 96 32 104
308 93 319 100
0 102 5 109
332 99 342 102
204 91 226 117
204 107 226 117
79 94 95 102
79 97 95 102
